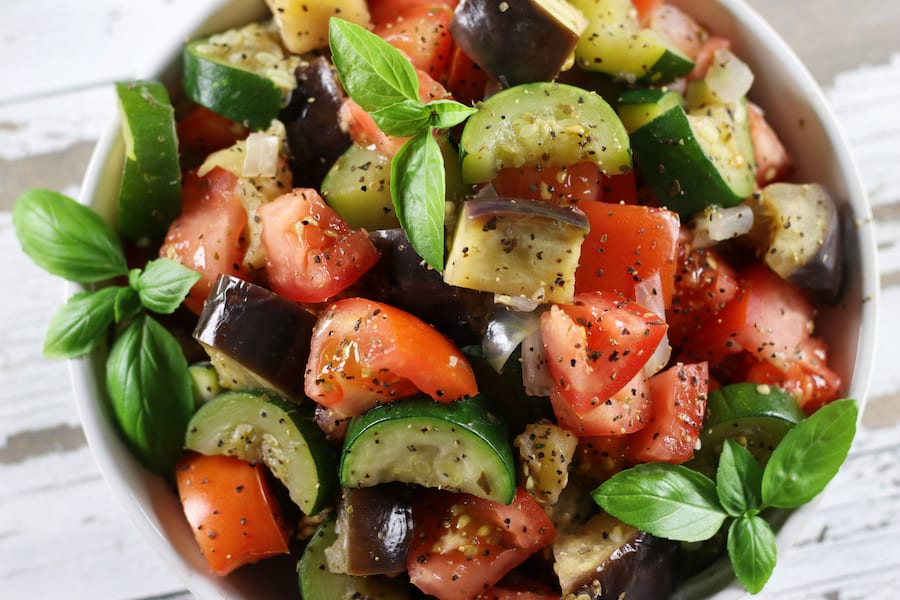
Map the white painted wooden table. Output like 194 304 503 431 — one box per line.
1 1 899 598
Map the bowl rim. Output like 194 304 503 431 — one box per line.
70 0 880 598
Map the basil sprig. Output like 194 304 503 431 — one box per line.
13 189 199 473
593 398 858 594
328 18 477 269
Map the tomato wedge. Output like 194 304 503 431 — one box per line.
408 488 555 600
550 370 650 437
259 188 379 304
160 166 247 314
175 452 290 575
176 105 248 169
541 292 667 417
574 202 680 306
305 297 478 418
627 361 709 464
373 2 455 82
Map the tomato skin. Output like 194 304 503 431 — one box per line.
160 167 247 314
541 292 667 419
373 3 454 82
305 297 478 418
627 362 708 464
633 0 665 25
689 36 731 80
574 202 681 306
408 488 555 600
175 452 290 575
647 3 706 59
447 44 490 105
176 105 248 169
259 188 379 304
683 263 815 370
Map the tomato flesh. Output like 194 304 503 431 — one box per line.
176 105 248 169
447 44 490 105
160 167 247 314
550 370 650 437
175 452 290 575
259 188 379 304
627 362 709 464
541 292 667 419
305 297 478 418
373 3 454 82
408 488 555 600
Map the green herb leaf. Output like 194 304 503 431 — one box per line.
371 99 433 137
592 462 728 542
43 287 120 358
105 314 195 473
727 515 777 594
133 258 201 314
427 99 479 129
328 18 419 112
762 398 858 508
12 189 128 283
391 131 446 270
717 439 764 517
114 286 143 322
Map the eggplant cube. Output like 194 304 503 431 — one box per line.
443 198 589 304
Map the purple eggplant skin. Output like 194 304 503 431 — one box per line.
572 533 676 600
193 274 317 402
450 0 584 86
331 484 413 577
281 56 352 188
360 228 489 347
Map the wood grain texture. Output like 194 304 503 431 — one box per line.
1 1 899 598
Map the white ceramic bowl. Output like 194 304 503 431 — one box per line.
73 0 879 598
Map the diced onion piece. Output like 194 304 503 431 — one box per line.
243 132 280 177
634 273 671 376
521 330 554 397
483 306 542 373
691 204 754 249
706 48 754 103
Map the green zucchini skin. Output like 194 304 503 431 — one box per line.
184 389 337 515
616 88 684 133
340 396 517 504
182 39 282 130
630 102 755 219
459 81 631 184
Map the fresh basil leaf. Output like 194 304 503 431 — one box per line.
427 99 479 129
12 189 128 283
717 439 764 517
134 258 201 314
727 515 777 594
762 398 858 508
43 287 119 358
329 18 419 112
114 286 143 322
592 462 728 542
371 99 432 137
391 131 446 270
106 314 194 474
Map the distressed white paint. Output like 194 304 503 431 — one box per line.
1 1 899 599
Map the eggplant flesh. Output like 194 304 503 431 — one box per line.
193 274 317 401
553 512 675 599
281 56 352 188
450 0 587 86
362 228 488 347
325 485 413 577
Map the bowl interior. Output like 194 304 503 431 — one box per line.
73 0 878 598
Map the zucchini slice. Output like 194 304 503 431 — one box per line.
458 81 631 184
115 80 181 241
184 389 337 514
617 88 684 134
630 100 755 219
340 396 517 504
687 382 805 477
570 0 693 84
183 22 301 130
